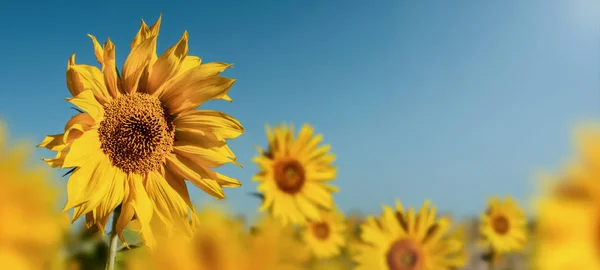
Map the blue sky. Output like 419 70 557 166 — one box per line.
0 0 599 221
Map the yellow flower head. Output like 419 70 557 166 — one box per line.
0 123 66 269
479 196 527 254
38 14 244 247
533 144 600 270
302 209 347 259
127 207 245 270
353 200 466 270
253 123 338 225
246 215 311 270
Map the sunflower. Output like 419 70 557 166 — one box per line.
532 135 600 270
253 123 337 225
127 207 245 270
38 14 244 246
302 209 346 259
445 224 469 270
353 200 466 270
0 122 66 269
479 196 527 254
246 215 311 270
344 212 364 257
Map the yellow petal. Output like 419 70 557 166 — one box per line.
164 168 194 209
193 165 241 188
176 56 202 76
102 38 122 98
66 90 105 122
173 139 239 168
122 35 157 93
71 157 116 221
62 130 101 168
130 20 150 50
159 75 236 115
165 154 225 198
95 166 126 228
64 113 95 132
87 34 104 65
116 189 134 246
66 61 111 105
42 150 68 168
145 171 190 231
38 134 67 151
63 123 86 145
62 152 104 212
130 174 154 231
175 110 244 141
145 31 189 94
302 183 334 209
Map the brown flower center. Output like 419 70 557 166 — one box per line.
98 93 174 174
312 222 330 240
386 239 422 270
492 215 510 235
273 159 305 194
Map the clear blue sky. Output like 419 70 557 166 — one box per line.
0 1 598 221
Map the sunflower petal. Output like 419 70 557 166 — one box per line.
66 61 111 105
122 35 157 93
176 56 202 76
146 31 189 94
164 168 194 209
102 38 122 98
66 90 104 122
87 34 104 65
62 130 101 168
158 73 236 115
165 154 225 199
175 110 244 141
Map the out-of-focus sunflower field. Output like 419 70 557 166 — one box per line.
1 3 599 270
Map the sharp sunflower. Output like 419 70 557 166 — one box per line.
353 200 466 270
253 123 338 225
302 209 347 259
479 196 527 254
38 14 244 247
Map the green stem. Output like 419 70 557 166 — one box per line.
105 205 122 270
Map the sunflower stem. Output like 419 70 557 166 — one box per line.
106 205 122 270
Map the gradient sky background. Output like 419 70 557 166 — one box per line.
0 1 599 223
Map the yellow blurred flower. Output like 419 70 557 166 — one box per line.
302 209 346 259
344 212 364 257
310 257 354 270
353 200 466 270
533 153 600 270
38 14 243 247
445 223 469 269
246 215 311 270
0 123 65 269
253 123 337 225
127 207 245 270
479 196 527 254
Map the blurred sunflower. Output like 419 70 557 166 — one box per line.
302 209 346 259
38 14 244 246
253 123 337 225
127 207 245 270
445 224 469 270
0 123 66 269
353 200 466 270
479 196 527 254
247 215 311 270
532 128 600 270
